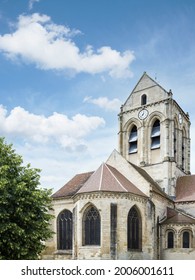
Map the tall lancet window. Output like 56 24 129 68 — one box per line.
83 205 100 245
129 125 138 154
141 94 147 105
174 127 177 161
127 206 142 250
57 210 72 250
182 129 186 171
151 119 160 149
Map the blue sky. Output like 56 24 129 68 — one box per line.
1 0 195 192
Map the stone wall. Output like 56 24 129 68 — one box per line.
160 224 195 260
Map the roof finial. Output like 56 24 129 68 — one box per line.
168 89 173 97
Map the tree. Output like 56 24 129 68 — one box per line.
0 137 53 259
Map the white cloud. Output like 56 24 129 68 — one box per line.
29 0 40 10
0 105 105 151
14 123 118 191
83 96 122 112
0 13 135 78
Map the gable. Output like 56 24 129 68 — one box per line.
106 149 152 196
106 149 170 200
123 72 169 110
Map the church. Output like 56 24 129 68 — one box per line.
43 72 195 260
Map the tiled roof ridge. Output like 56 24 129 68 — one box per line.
105 163 128 192
99 163 104 191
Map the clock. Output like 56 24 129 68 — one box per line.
138 109 148 120
178 113 183 124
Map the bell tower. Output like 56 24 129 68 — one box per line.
118 72 191 196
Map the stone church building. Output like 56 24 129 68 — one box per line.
43 72 195 260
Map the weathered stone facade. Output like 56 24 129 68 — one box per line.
43 73 195 260
118 73 190 196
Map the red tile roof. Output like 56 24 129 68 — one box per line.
161 207 195 224
77 163 147 197
175 175 195 202
52 171 94 199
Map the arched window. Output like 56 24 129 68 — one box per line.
129 125 138 154
183 231 190 248
151 119 160 149
174 127 177 161
182 129 186 171
57 210 72 250
83 205 100 246
127 206 142 250
141 94 147 105
167 231 174 248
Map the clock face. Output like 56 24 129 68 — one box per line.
138 109 148 120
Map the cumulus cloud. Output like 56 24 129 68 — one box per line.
0 105 105 151
0 13 135 78
83 96 122 112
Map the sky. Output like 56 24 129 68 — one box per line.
1 0 195 193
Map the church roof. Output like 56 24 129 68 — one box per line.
52 163 147 199
161 207 195 224
77 163 147 197
175 175 195 202
52 171 94 199
129 161 171 200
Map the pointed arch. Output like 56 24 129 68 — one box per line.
127 205 142 250
82 204 101 246
57 209 72 250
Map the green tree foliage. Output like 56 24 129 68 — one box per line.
0 137 53 259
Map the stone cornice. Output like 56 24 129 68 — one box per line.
119 97 172 116
73 191 147 204
175 201 195 205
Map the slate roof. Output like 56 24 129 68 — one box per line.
161 207 195 224
77 163 147 197
175 175 195 202
52 171 94 199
